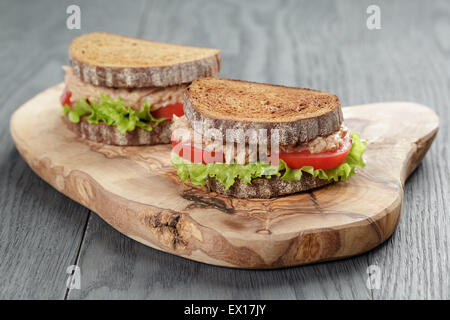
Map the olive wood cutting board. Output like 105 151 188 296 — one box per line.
10 84 439 269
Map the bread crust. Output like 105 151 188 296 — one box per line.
62 116 171 145
206 174 333 199
184 80 344 145
70 56 221 89
69 33 221 88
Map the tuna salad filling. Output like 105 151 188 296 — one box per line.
171 115 348 159
170 115 366 189
63 66 187 111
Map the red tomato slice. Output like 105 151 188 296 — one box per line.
172 132 352 170
171 140 224 164
276 133 352 170
60 88 73 107
151 102 184 119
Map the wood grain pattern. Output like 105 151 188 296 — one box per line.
10 84 438 268
1 0 449 299
0 0 148 299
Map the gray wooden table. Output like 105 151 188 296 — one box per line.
1 0 449 300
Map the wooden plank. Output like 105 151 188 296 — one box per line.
68 213 372 299
71 0 449 299
0 0 146 299
0 0 89 299
67 0 372 299
357 0 450 299
2 0 449 299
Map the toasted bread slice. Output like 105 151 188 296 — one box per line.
206 174 333 199
62 116 171 146
69 33 221 88
184 78 343 145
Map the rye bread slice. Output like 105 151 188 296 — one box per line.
62 115 171 146
69 33 221 88
184 78 343 145
206 174 333 199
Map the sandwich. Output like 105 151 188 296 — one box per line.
170 78 366 198
60 32 221 145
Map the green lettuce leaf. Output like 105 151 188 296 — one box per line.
171 132 366 190
62 94 165 134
